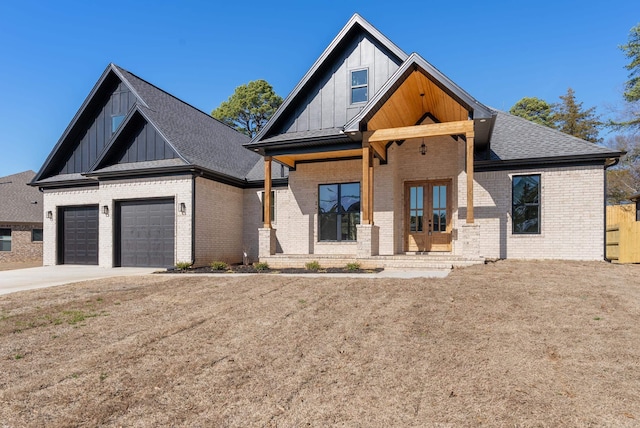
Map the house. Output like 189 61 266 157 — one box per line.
0 170 43 264
30 64 286 268
32 14 622 269
246 14 622 266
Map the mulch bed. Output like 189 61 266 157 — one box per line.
163 265 384 274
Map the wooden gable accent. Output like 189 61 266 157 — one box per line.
367 70 469 131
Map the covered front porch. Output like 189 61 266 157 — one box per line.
252 55 496 266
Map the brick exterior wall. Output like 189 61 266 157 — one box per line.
43 176 193 267
0 223 43 263
194 176 244 266
474 165 605 260
261 138 606 261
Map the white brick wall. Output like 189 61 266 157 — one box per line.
475 165 605 260
194 177 244 266
43 176 193 267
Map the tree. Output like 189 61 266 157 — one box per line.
621 23 640 103
552 88 602 143
614 23 640 130
509 97 556 128
211 80 283 138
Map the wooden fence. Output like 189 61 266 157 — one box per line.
606 204 640 263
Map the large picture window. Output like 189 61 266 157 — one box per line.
512 175 541 234
0 228 11 251
318 183 360 241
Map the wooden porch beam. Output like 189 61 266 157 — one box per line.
273 155 295 168
367 120 474 143
264 156 272 228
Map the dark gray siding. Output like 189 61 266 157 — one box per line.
115 120 178 164
57 81 135 174
282 33 401 134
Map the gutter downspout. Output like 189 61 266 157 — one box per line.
191 175 196 266
604 157 621 262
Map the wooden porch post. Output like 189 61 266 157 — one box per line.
368 148 374 224
362 145 371 225
264 156 272 228
466 132 475 223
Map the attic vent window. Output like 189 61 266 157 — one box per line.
351 69 368 104
111 115 125 133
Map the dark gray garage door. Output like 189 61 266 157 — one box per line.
60 206 99 265
117 199 175 267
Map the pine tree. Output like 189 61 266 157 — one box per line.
552 88 602 143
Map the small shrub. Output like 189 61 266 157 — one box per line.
254 261 269 271
305 260 322 271
210 261 228 270
346 262 360 271
175 261 192 271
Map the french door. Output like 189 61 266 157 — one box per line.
405 180 452 252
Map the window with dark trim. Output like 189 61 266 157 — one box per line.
32 228 43 242
261 191 275 223
636 200 640 222
318 183 360 241
512 174 541 234
350 69 368 104
0 228 11 251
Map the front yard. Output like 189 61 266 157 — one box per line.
1 260 639 426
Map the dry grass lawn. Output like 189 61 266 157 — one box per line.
1 260 639 427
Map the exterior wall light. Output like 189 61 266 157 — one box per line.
102 205 109 215
420 140 427 156
46 211 53 220
179 202 186 214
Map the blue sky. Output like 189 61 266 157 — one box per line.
0 0 638 178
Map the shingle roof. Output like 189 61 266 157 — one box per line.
488 110 621 161
112 65 261 181
32 64 265 186
0 171 43 223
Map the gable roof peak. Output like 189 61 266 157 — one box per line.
251 13 408 144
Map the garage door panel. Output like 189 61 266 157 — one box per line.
118 199 174 267
61 206 99 265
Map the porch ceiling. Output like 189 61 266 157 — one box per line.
274 148 362 168
367 70 470 131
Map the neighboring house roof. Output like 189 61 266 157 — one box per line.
32 64 263 187
0 170 43 223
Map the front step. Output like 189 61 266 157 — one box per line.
260 254 484 270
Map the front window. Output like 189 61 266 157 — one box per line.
512 175 541 234
0 228 11 251
351 69 368 104
32 228 43 242
636 200 639 222
318 183 360 241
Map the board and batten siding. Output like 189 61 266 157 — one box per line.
113 119 178 164
57 80 136 174
283 33 401 133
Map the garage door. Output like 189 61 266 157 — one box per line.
60 206 99 265
117 199 175 267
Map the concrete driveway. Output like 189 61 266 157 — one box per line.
0 265 158 296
